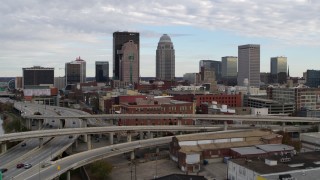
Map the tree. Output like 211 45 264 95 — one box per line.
89 160 113 180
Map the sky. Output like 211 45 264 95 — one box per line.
0 0 319 78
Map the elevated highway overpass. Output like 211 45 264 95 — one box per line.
18 136 174 180
25 114 320 123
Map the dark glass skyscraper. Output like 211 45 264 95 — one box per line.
306 70 320 88
65 57 86 85
95 61 109 83
199 60 221 82
22 66 54 87
113 32 139 80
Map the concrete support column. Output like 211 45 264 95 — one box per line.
58 119 63 129
156 147 160 153
1 143 7 153
83 134 88 143
72 139 78 149
127 133 132 142
224 121 228 131
147 131 151 139
139 131 144 140
178 119 182 126
282 122 286 131
87 134 92 150
82 119 88 142
38 120 42 130
109 132 114 145
66 170 71 180
26 119 31 129
130 151 135 160
318 124 320 132
39 138 44 148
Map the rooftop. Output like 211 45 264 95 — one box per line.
231 152 320 175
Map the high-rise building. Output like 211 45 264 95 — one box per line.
270 57 287 75
222 56 237 85
199 60 221 82
270 56 287 84
22 66 54 88
95 61 109 83
306 70 320 88
113 31 139 80
237 44 260 87
118 40 139 85
156 34 175 81
222 56 237 77
65 57 86 85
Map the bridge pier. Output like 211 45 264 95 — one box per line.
224 121 228 131
127 133 132 142
1 143 7 153
66 170 71 180
139 131 144 140
318 124 320 132
178 119 182 126
282 122 286 131
87 134 92 150
26 118 31 130
109 132 114 145
130 151 135 160
39 138 44 148
156 147 160 154
82 119 88 143
147 131 153 139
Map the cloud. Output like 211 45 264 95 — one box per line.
0 0 319 76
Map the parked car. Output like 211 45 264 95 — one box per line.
0 168 8 173
16 163 24 168
24 163 32 169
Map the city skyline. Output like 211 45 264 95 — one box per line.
1 0 320 77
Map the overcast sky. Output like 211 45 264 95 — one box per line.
0 0 319 78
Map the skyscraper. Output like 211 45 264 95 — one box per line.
237 44 260 87
65 57 86 85
95 61 109 83
199 60 221 82
113 31 139 80
22 66 54 88
156 34 175 81
118 40 139 84
270 57 287 75
222 56 238 86
270 56 287 84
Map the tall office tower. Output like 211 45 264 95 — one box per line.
222 56 237 85
306 70 320 88
22 66 54 88
95 61 109 83
118 40 139 85
270 56 287 84
65 57 86 85
199 60 221 82
156 34 175 81
113 31 139 80
237 44 260 87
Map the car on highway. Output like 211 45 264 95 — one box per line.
0 168 8 173
16 163 24 168
24 163 32 169
69 135 73 139
73 121 76 124
21 142 26 147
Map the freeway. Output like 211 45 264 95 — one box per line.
0 102 83 179
0 125 223 142
25 113 320 123
23 136 173 180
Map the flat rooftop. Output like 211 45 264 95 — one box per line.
231 152 320 175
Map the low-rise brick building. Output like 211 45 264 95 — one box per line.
119 96 194 125
169 130 283 173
